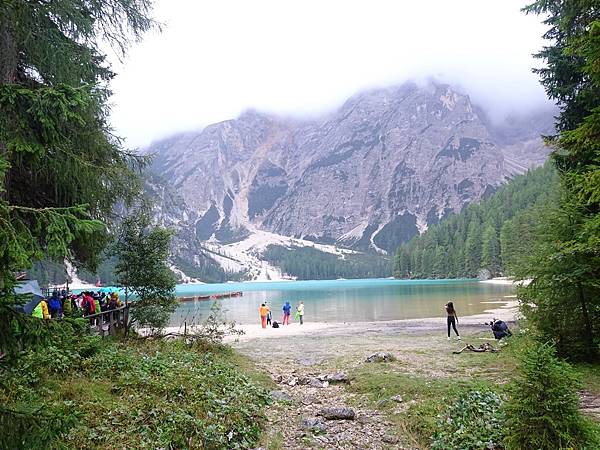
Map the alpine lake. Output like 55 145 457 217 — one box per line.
169 278 515 327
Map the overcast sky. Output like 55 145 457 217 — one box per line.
108 0 551 148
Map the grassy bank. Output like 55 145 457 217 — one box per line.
345 333 600 449
0 322 271 449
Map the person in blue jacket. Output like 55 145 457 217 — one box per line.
282 301 292 325
48 291 63 318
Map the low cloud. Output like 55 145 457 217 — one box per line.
108 0 552 148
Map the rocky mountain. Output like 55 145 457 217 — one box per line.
144 81 554 279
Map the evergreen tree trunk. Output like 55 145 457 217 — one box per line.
577 283 594 353
0 14 17 83
0 13 16 203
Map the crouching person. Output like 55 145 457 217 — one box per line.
490 318 512 340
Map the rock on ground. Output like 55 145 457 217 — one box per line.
270 390 292 402
366 352 395 363
319 407 356 420
325 372 350 383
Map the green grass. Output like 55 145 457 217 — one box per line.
348 363 497 448
1 335 271 449
225 348 277 390
262 431 284 450
343 331 600 449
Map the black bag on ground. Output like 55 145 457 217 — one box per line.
272 321 279 328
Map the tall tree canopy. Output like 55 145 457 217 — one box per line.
113 209 177 332
394 164 559 279
0 1 156 352
518 0 600 359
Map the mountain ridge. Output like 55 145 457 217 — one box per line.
143 80 554 280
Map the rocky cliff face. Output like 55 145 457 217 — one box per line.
146 81 553 257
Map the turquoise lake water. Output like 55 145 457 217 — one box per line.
169 278 515 327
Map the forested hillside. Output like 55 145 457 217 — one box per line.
394 163 559 279
262 245 391 280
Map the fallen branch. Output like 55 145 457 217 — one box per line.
453 342 500 354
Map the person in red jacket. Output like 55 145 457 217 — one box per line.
82 292 96 316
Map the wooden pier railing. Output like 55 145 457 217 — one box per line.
83 305 129 337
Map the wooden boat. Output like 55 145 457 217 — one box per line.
179 291 243 302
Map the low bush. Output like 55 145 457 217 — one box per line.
431 390 505 450
503 341 600 450
1 324 270 449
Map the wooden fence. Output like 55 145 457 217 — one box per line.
83 305 129 337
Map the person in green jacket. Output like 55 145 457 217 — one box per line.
62 294 72 317
296 302 305 325
93 296 101 324
32 298 50 319
32 301 43 318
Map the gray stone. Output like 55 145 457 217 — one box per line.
326 372 350 384
391 394 404 403
302 417 326 433
366 352 395 363
272 374 283 383
297 356 324 366
332 431 352 442
302 395 321 405
376 398 391 408
270 390 292 402
382 434 399 444
297 376 310 385
319 407 356 420
357 414 371 424
308 378 329 388
478 268 492 280
313 435 329 444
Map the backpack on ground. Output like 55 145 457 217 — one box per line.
272 321 279 328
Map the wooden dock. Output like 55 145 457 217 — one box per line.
179 291 243 302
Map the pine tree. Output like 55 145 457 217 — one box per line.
520 0 600 359
0 0 157 353
481 223 500 276
504 341 597 449
393 164 559 280
464 217 482 277
0 0 158 440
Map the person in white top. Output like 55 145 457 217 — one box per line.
296 302 305 325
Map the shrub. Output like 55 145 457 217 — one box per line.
431 390 505 450
503 341 599 449
2 335 269 449
178 300 244 346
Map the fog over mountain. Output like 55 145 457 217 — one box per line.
109 0 550 148
143 80 554 281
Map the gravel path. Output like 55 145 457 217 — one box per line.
234 320 502 449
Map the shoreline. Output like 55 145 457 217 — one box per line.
54 276 519 292
479 276 531 286
209 297 519 342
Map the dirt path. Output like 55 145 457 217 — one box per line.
234 321 503 449
580 391 600 421
232 308 599 449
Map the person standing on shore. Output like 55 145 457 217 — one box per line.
282 301 292 325
445 301 461 340
266 302 273 326
296 302 305 325
259 303 269 329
